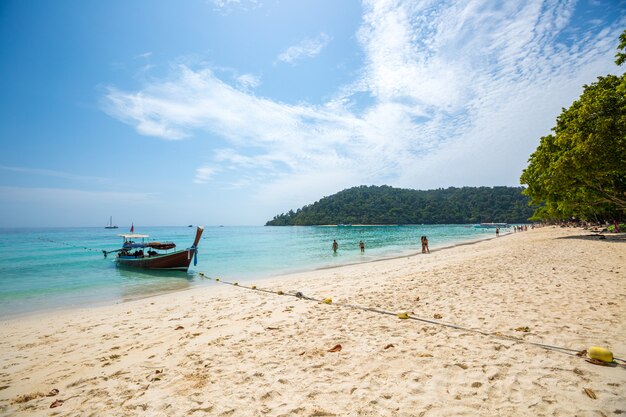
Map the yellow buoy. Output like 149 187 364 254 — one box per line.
322 298 332 304
397 312 410 319
587 346 614 363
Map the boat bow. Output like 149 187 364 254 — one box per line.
188 226 204 266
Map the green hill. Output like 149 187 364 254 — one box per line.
266 185 534 226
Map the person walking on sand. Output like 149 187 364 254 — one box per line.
422 236 430 254
359 240 365 253
332 240 339 253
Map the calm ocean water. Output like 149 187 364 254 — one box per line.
0 225 507 317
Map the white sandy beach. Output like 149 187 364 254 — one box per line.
1 227 625 416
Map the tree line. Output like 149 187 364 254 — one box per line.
266 185 535 226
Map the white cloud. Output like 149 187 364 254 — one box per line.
208 0 260 14
104 65 364 149
350 0 622 187
277 33 332 65
235 73 261 90
208 0 239 7
103 0 624 213
135 52 153 59
194 165 220 184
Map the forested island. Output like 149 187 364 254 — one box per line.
266 185 534 226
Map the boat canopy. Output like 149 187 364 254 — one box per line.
147 242 176 250
117 233 176 250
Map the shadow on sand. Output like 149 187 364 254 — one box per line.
556 233 626 243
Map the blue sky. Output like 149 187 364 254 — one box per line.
0 0 624 227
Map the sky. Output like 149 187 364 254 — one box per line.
0 0 624 227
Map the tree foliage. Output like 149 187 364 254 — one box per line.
266 185 534 225
520 31 626 222
616 30 626 66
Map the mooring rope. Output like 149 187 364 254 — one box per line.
37 237 105 253
196 272 625 364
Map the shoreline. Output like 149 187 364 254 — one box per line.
2 227 624 416
309 231 504 272
1 231 507 321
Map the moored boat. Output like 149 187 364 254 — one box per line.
474 222 509 228
105 216 119 229
105 226 203 271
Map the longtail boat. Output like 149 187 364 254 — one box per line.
104 226 203 271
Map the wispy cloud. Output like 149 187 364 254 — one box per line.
0 186 152 203
194 165 220 184
0 165 108 184
135 52 153 59
207 0 260 14
277 33 332 65
103 0 624 209
104 65 363 145
235 73 261 90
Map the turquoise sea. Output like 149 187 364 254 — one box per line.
0 225 508 317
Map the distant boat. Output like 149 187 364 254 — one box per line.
104 226 204 271
188 225 193 227
474 222 509 228
105 216 119 229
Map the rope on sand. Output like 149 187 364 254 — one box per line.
195 272 626 365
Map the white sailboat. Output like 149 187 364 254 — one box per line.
105 216 119 229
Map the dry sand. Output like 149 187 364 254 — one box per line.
1 227 625 416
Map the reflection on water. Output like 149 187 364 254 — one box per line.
115 266 195 302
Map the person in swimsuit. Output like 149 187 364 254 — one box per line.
332 240 339 253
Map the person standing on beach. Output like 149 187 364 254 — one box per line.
422 236 430 254
332 240 339 253
359 240 365 253
496 227 500 237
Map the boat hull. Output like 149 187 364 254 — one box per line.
116 248 197 271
